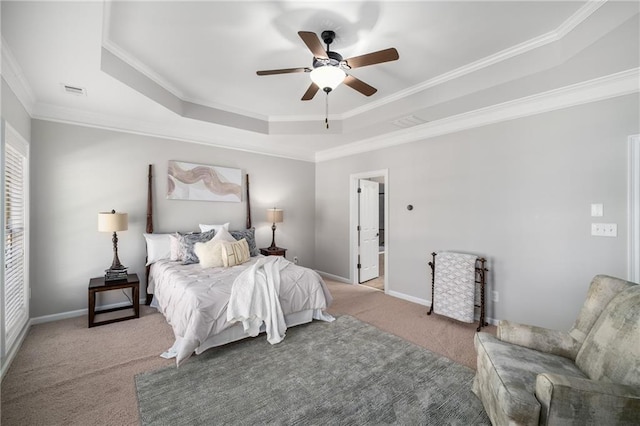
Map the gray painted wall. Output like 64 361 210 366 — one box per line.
5 79 640 332
2 78 31 141
315 94 639 331
29 120 315 318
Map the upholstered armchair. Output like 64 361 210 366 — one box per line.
472 275 640 425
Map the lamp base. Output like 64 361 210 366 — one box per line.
270 223 277 249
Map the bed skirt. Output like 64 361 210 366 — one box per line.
159 309 333 366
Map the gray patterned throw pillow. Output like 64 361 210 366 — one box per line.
179 229 216 264
229 228 259 257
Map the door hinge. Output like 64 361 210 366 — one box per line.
357 187 362 193
357 263 361 269
357 225 361 231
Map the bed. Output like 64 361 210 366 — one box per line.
143 165 334 366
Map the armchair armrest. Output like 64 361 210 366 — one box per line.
536 373 640 425
497 320 580 360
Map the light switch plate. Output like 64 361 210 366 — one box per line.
590 203 603 217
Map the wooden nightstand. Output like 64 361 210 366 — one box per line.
260 246 287 258
88 274 140 328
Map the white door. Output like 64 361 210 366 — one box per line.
359 179 379 283
630 134 640 282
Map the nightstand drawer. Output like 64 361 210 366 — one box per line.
260 247 287 257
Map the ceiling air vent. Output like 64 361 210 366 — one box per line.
391 115 426 129
62 84 86 96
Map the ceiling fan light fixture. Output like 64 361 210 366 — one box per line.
310 66 346 92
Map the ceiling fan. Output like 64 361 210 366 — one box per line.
257 30 399 101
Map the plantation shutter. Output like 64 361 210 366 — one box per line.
4 127 29 350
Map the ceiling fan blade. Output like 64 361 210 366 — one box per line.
301 83 320 101
344 48 399 69
256 67 310 76
344 75 377 97
298 31 328 59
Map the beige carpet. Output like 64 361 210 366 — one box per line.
1 280 495 426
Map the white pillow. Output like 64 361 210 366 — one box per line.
198 222 230 233
211 227 237 243
169 233 182 261
143 233 172 265
194 239 225 268
221 238 251 267
193 227 238 268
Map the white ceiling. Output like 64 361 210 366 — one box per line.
105 1 578 117
2 1 639 161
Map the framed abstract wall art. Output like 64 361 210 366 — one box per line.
167 161 242 202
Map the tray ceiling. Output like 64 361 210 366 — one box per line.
2 1 638 160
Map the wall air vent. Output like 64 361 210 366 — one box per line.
62 84 86 96
391 115 427 129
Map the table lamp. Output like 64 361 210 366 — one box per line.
266 208 283 249
98 209 128 280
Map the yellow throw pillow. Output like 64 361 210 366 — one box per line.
221 238 251 267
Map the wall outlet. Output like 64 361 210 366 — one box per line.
492 290 499 303
293 256 299 265
591 223 617 237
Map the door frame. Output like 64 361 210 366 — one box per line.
629 134 640 282
349 169 389 290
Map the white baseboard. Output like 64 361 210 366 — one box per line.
31 309 88 325
386 290 431 307
315 270 351 284
30 299 148 325
386 290 499 327
318 277 501 326
485 317 499 326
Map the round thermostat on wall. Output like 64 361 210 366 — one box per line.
407 205 413 211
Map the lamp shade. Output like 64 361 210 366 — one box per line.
98 210 128 232
310 66 346 91
266 208 283 224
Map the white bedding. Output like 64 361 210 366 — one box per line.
149 256 333 365
227 256 289 344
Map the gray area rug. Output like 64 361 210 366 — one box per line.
136 315 490 425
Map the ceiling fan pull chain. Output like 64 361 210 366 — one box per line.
325 93 329 129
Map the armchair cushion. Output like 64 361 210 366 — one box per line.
536 373 640 425
575 285 640 385
568 275 635 344
497 320 581 360
473 332 587 425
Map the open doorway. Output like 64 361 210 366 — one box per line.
350 170 388 292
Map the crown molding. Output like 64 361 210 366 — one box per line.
28 68 639 164
102 2 267 122
31 102 316 163
101 0 186 103
556 0 607 38
315 68 640 162
340 0 606 121
1 37 36 115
